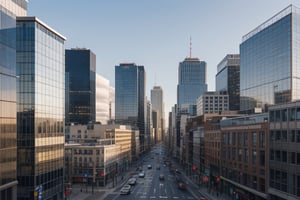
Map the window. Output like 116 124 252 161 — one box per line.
260 151 265 166
297 107 300 120
297 131 300 143
282 109 287 121
244 133 248 146
252 132 257 147
259 131 265 147
282 151 287 162
290 130 295 142
289 108 296 121
252 150 257 164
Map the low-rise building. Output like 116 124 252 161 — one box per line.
220 114 269 200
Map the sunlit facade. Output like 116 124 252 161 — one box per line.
0 1 27 199
96 73 111 124
16 17 66 200
240 5 300 113
177 57 207 115
151 86 164 143
65 48 96 125
115 63 145 153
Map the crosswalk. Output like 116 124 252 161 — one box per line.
134 195 195 199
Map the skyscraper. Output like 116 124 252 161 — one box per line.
240 5 300 113
216 54 240 111
115 63 146 152
151 86 164 143
0 1 27 200
96 73 114 124
65 48 96 125
177 57 207 115
16 17 66 200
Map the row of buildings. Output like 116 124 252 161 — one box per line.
167 4 300 200
0 1 166 200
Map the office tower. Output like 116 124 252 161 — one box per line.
216 54 240 111
269 101 300 199
151 86 165 143
0 1 27 200
109 86 115 122
177 57 207 115
96 73 114 124
240 5 300 114
16 17 66 200
115 63 146 152
65 48 96 125
145 99 152 150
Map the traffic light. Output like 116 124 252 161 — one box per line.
100 172 105 177
192 165 197 171
216 177 221 182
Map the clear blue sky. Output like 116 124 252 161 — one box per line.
28 0 299 116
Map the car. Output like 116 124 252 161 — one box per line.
159 174 165 180
138 171 145 178
200 197 207 200
156 165 160 170
127 178 137 185
178 181 186 190
120 185 131 195
147 164 152 169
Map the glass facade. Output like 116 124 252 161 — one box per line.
216 54 240 111
0 1 27 199
115 63 145 152
65 49 96 125
177 57 207 115
16 17 65 200
151 86 164 143
240 5 300 113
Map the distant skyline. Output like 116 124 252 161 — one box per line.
28 0 299 114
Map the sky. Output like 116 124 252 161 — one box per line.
28 0 299 117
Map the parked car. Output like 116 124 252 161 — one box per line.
120 185 131 195
147 164 152 169
127 178 137 185
200 197 206 200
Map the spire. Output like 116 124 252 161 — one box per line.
189 36 192 58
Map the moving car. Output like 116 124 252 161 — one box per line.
138 171 145 178
159 174 165 180
127 178 137 185
120 185 131 195
147 164 152 169
178 181 186 190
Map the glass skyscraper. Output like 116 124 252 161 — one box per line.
115 63 145 152
65 49 96 125
216 54 240 111
240 5 300 113
177 57 207 115
0 1 27 200
16 17 66 200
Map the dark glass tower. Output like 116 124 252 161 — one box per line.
65 49 96 125
16 17 66 200
0 1 27 200
216 54 240 111
115 63 145 153
177 57 207 115
240 5 300 113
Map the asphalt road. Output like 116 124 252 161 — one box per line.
114 144 197 200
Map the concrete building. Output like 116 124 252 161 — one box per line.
269 101 300 200
197 92 229 116
151 86 165 143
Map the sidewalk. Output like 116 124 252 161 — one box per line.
67 164 136 200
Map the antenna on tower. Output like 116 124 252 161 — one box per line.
154 73 157 86
189 36 192 58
